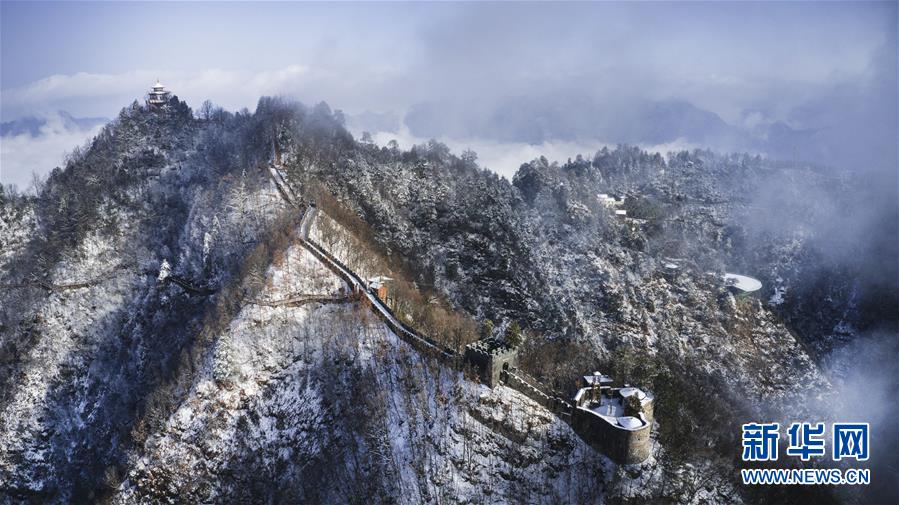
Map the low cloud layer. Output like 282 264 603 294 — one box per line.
1 2 895 187
2 67 319 120
363 126 697 180
818 332 899 502
0 111 104 190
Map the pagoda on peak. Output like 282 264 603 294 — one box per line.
146 79 171 110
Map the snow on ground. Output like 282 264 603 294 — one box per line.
0 201 35 275
308 210 384 282
769 278 787 306
0 219 145 493
118 224 618 503
262 243 345 300
50 227 125 284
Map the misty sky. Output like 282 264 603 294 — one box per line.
1 1 896 187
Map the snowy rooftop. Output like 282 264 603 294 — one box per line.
619 387 647 401
580 393 648 431
368 276 393 289
574 385 652 431
723 273 762 293
587 397 625 417
583 372 614 385
617 417 643 429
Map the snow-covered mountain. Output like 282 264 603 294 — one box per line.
0 96 895 504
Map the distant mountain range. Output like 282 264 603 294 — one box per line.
0 111 108 137
394 95 845 169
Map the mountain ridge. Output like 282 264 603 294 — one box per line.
0 96 893 503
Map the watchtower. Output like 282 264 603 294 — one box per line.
464 337 519 387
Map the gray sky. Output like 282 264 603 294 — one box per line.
1 1 896 186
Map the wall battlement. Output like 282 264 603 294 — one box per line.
464 338 519 387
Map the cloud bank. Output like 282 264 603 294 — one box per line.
363 125 697 180
1 112 105 190
1 2 895 185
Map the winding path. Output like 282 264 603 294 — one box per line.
264 159 648 463
269 162 455 360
